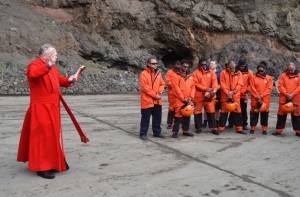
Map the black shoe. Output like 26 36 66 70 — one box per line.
65 160 70 171
182 132 194 137
140 135 148 141
237 130 247 135
167 125 172 129
225 124 233 129
37 171 55 179
195 128 202 134
272 131 281 136
249 130 254 134
153 133 166 138
202 120 208 128
49 169 58 173
212 130 220 135
296 133 300 137
262 131 267 135
172 133 178 138
243 125 250 130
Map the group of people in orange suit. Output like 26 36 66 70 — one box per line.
139 57 300 140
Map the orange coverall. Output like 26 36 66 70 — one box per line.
192 67 218 131
172 70 195 133
249 73 273 132
219 68 243 132
276 71 300 134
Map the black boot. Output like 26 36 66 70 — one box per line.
172 132 178 138
272 131 281 136
182 132 194 137
37 170 55 179
195 128 202 134
212 130 220 135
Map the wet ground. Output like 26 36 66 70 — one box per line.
0 94 299 197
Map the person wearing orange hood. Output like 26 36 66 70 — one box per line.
192 57 220 135
139 57 166 140
219 60 246 134
171 59 195 138
165 60 181 129
272 62 300 137
249 61 273 135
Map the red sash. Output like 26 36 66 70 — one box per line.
60 94 89 143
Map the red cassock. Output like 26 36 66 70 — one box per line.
17 58 78 172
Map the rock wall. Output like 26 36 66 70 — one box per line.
0 62 140 95
28 0 299 69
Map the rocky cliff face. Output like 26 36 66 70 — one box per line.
0 0 299 94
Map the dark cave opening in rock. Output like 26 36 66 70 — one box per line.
161 49 193 68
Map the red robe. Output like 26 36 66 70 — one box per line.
17 58 72 172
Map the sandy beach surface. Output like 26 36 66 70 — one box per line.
0 94 299 197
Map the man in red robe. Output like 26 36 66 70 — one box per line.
17 44 84 179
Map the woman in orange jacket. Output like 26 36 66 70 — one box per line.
171 59 195 138
165 60 181 129
139 58 166 140
219 60 246 134
273 62 300 137
192 57 220 135
249 61 273 135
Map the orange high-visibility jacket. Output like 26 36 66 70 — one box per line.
278 71 300 105
172 70 195 108
165 68 178 110
249 73 273 111
240 69 253 99
165 68 177 88
192 67 218 103
139 67 165 109
220 68 243 103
